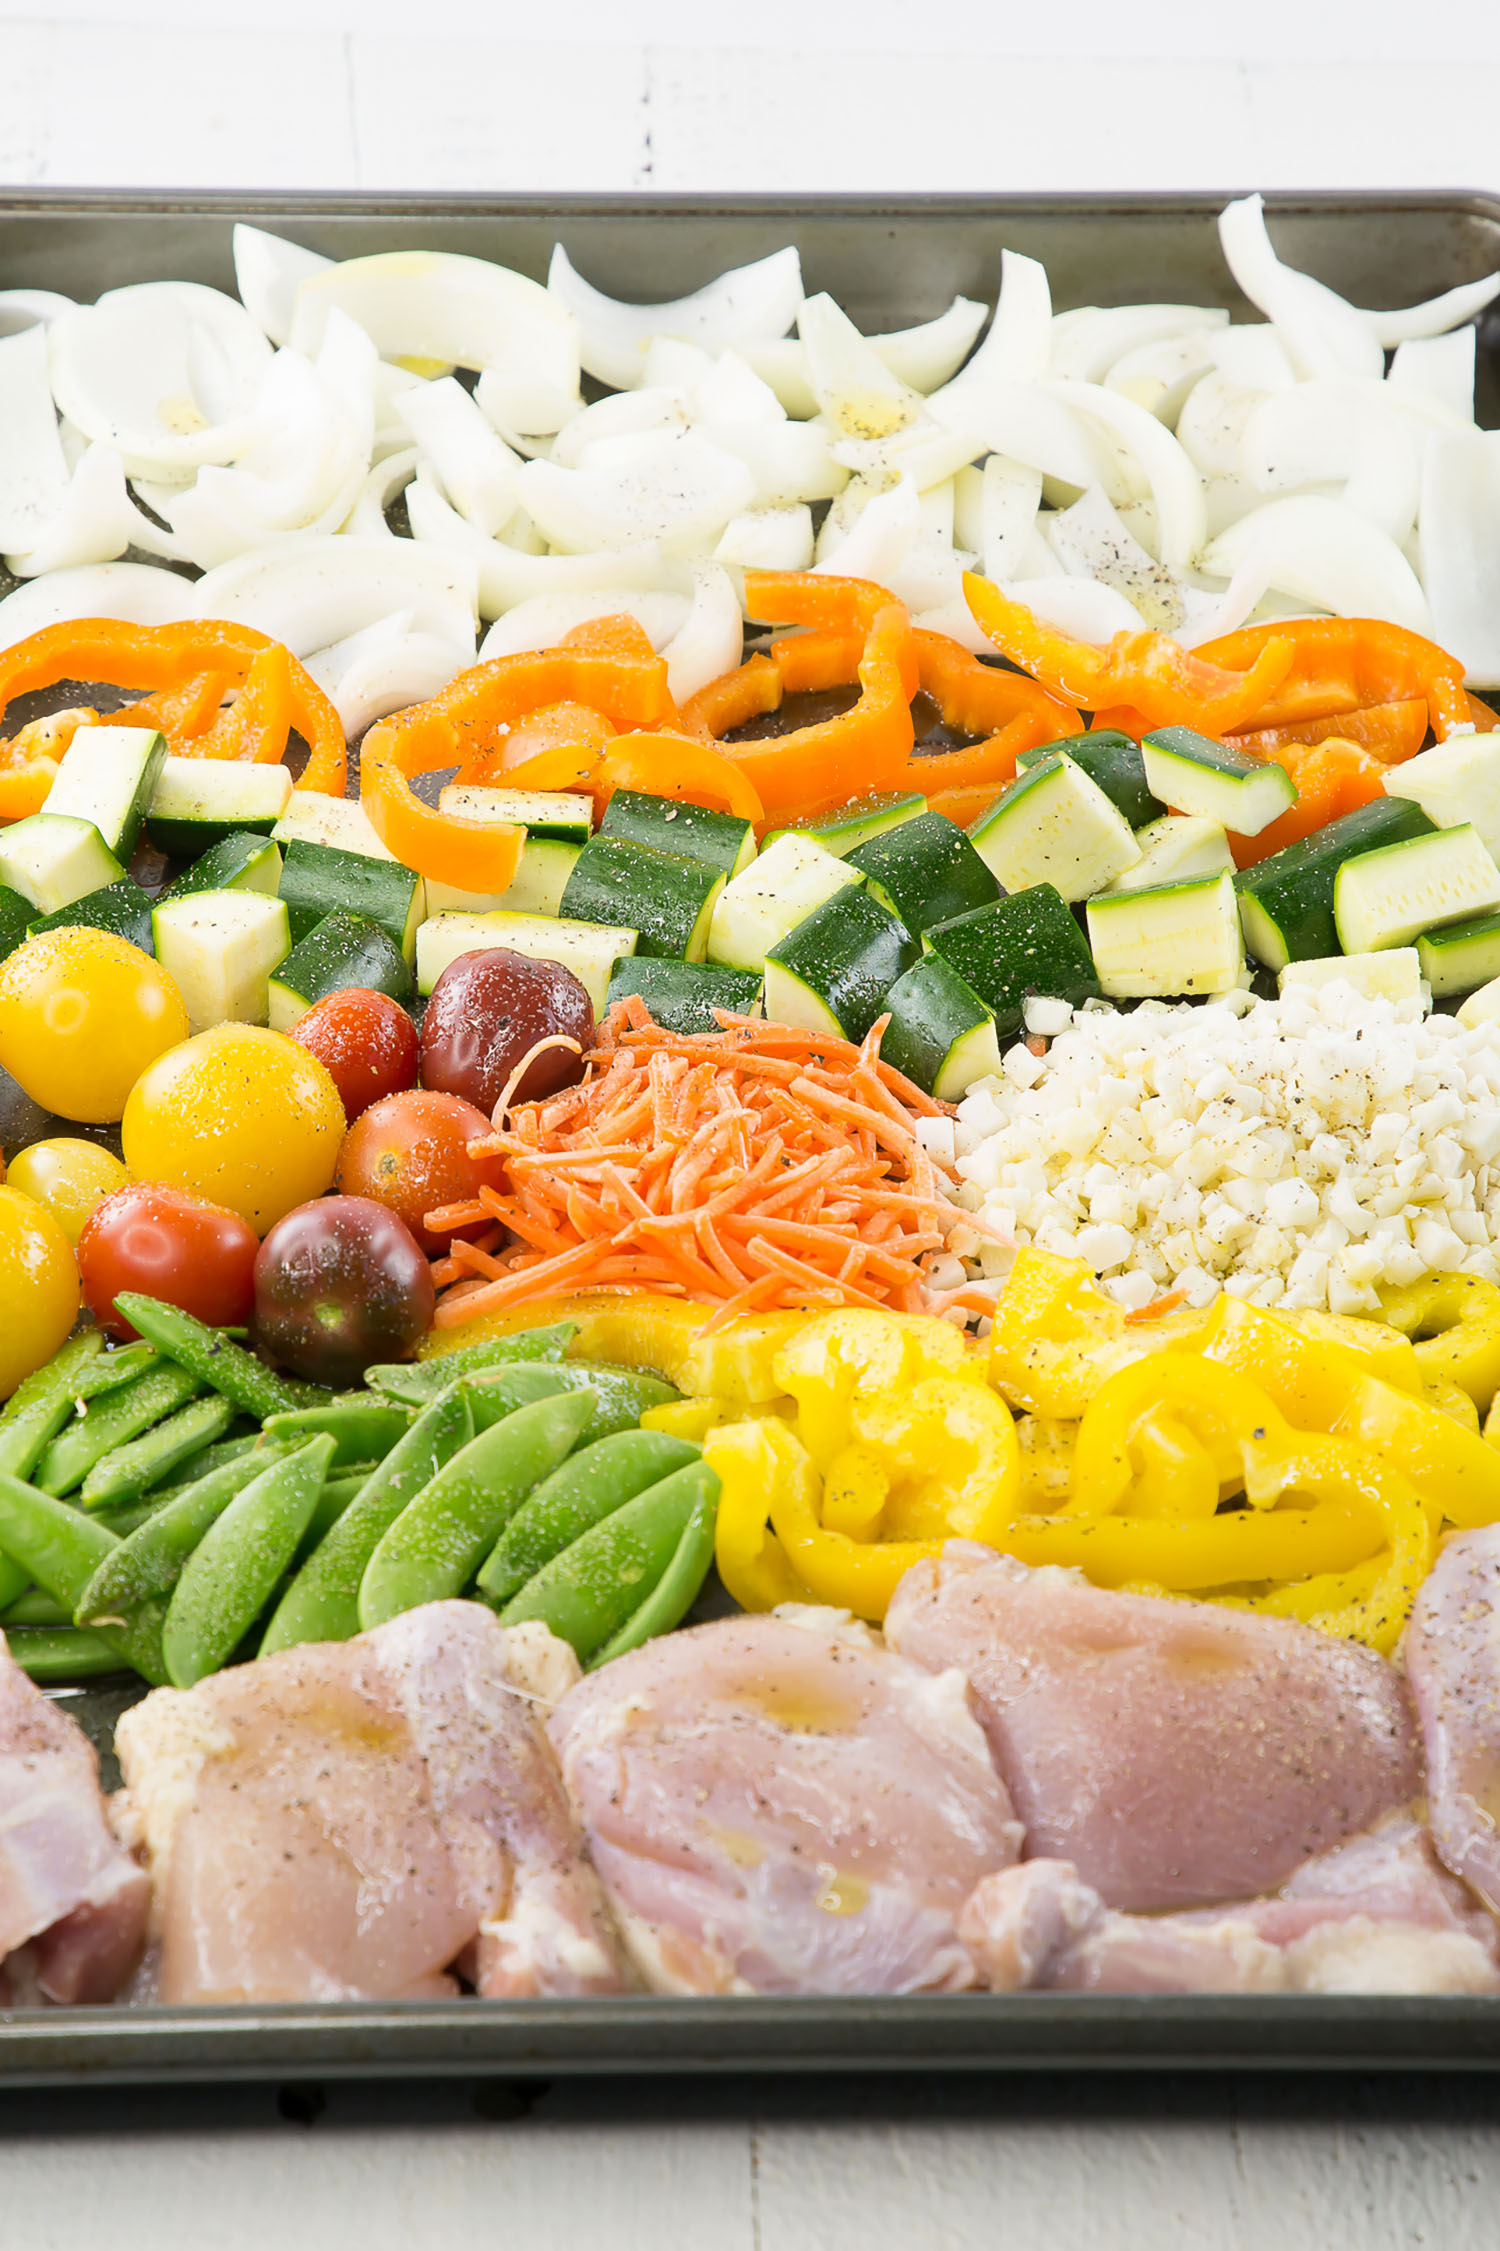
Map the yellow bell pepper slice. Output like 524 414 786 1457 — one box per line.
1015 1415 1078 1513
984 1248 1206 1419
705 1419 819 1612
1002 1492 1378 1590
1232 1433 1431 1657
1278 1307 1423 1395
1423 1376 1481 1435
771 1307 979 1469
1378 1275 1500 1412
1071 1355 1289 1517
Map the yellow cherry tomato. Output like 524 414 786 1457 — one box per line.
0 1184 80 1398
6 1137 129 1245
0 928 189 1125
121 1025 346 1234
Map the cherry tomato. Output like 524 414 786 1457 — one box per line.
288 988 419 1120
334 1089 501 1253
122 1025 346 1235
0 927 189 1124
0 1185 79 1398
6 1138 128 1246
253 1195 434 1386
420 949 592 1112
78 1182 259 1339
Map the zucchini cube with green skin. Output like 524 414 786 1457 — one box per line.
438 784 594 846
606 957 763 1035
559 835 724 961
597 789 756 879
415 909 637 1011
766 791 928 858
42 724 166 861
1384 734 1500 861
1086 870 1244 998
924 885 1101 1038
1334 825 1500 955
424 838 582 921
151 890 292 1033
1140 724 1296 838
845 810 999 935
1016 730 1163 829
881 952 1001 1101
967 755 1141 902
268 908 415 1032
1103 814 1232 895
277 839 425 964
763 887 918 1042
707 831 863 972
1234 796 1435 970
0 813 123 915
27 876 155 954
147 755 293 858
0 884 32 961
157 832 283 905
1417 911 1500 998
272 790 395 862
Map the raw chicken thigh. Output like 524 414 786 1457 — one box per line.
1405 1524 1500 1914
886 1548 1420 1909
548 1606 1023 1995
113 1603 626 2004
0 1631 148 2002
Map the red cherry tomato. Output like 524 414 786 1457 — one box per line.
287 989 419 1121
334 1089 502 1253
77 1183 260 1339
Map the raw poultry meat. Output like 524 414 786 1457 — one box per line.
960 1822 1500 1996
1405 1523 1500 1914
885 1547 1421 1910
113 1602 626 2004
0 1631 148 2002
547 1605 1023 1995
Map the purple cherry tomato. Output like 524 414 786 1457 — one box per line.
252 1194 434 1386
419 947 594 1113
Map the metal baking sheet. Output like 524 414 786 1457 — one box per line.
2 186 1499 2083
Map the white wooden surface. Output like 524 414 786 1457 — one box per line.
4 3 1500 2239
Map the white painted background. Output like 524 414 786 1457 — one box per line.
4 1 1500 2240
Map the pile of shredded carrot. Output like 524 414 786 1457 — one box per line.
423 998 993 1330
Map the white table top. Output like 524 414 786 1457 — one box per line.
3 3 1499 2238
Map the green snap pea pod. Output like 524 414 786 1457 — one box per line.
0 1588 70 1626
153 1434 262 1495
79 1393 237 1513
162 1436 337 1688
36 1363 203 1498
470 1360 679 1445
77 1443 297 1624
0 1332 105 1485
295 1464 379 1561
260 1393 476 1658
364 1322 578 1403
476 1430 701 1607
72 1342 160 1401
7 1626 128 1682
0 1472 165 1681
110 1294 325 1420
261 1397 415 1467
498 1460 721 1666
359 1388 595 1632
461 1366 580 1429
588 1468 720 1670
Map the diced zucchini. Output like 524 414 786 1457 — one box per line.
1334 825 1500 954
437 785 594 846
1086 871 1245 998
157 832 283 905
763 888 918 1041
27 877 154 953
151 891 292 1032
415 910 636 1011
0 886 32 960
606 957 762 1034
967 755 1141 902
1458 973 1500 1029
1103 815 1232 896
268 908 415 1032
1417 912 1500 998
1384 734 1500 861
0 814 123 915
1016 730 1163 829
559 835 724 961
881 953 1001 1101
147 756 293 858
273 791 395 862
924 885 1101 1037
770 791 928 857
845 810 999 935
707 832 863 971
424 838 582 921
42 724 166 861
1140 725 1296 837
1235 798 1436 971
1279 950 1425 1003
598 789 756 879
278 840 425 964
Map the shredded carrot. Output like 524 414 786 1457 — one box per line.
425 998 973 1328
1125 1287 1190 1324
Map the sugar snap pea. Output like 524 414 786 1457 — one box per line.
111 1294 325 1420
296 1463 378 1559
476 1430 701 1607
0 1332 105 1484
0 1471 165 1681
364 1322 578 1402
588 1466 720 1669
76 1443 298 1623
260 1392 476 1657
474 1360 679 1444
7 1626 127 1682
72 1342 159 1401
0 1589 70 1626
163 1436 336 1688
79 1393 237 1512
36 1363 203 1498
261 1397 415 1466
359 1388 595 1631
462 1366 579 1428
153 1434 262 1493
497 1459 720 1666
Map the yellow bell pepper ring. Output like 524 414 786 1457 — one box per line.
1071 1355 1289 1517
1002 1494 1379 1591
705 1419 819 1613
985 1247 1207 1419
770 1307 981 1470
1234 1434 1431 1657
1378 1275 1500 1413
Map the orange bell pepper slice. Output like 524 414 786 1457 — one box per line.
681 652 782 740
1226 699 1430 768
1194 617 1474 741
593 733 764 823
963 574 1297 735
1230 736 1389 869
184 642 294 766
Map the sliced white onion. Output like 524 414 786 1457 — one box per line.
1046 380 1206 570
1203 494 1432 635
1105 332 1220 423
1176 372 1273 479
1240 381 1421 544
0 322 69 552
5 445 138 578
869 298 989 392
290 251 580 436
550 388 687 470
690 349 785 426
303 609 472 738
1000 574 1149 641
0 289 74 339
49 282 271 479
1049 304 1227 384
395 376 522 537
344 447 418 540
1389 331 1477 425
959 383 1104 495
927 251 1053 427
797 292 921 442
1175 540 1284 649
547 243 802 393
828 424 983 495
478 588 688 661
813 475 921 585
740 337 819 419
660 563 743 703
193 534 478 657
406 466 666 617
641 338 715 392
920 478 955 545
699 420 846 507
713 505 814 571
1015 525 1068 579
516 431 753 556
233 224 332 347
1218 196 1385 383
952 455 1043 582
1207 325 1298 390
1418 430 1500 687
0 559 198 652
908 599 993 656
1366 273 1500 348
1045 483 1191 634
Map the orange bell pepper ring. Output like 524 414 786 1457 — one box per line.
1195 617 1473 741
1226 698 1429 769
593 733 764 823
963 574 1297 735
1229 736 1389 868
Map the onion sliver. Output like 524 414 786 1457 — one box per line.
304 609 473 739
49 282 271 479
0 323 70 553
0 559 198 653
397 375 523 536
479 589 689 661
1218 196 1385 384
1418 431 1500 688
928 250 1053 427
952 456 1043 582
713 506 814 571
1046 380 1206 572
797 292 920 441
233 224 332 347
548 243 802 394
406 468 667 618
193 534 477 657
1203 494 1432 636
1049 304 1227 384
6 447 134 579
662 563 743 703
517 432 753 556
